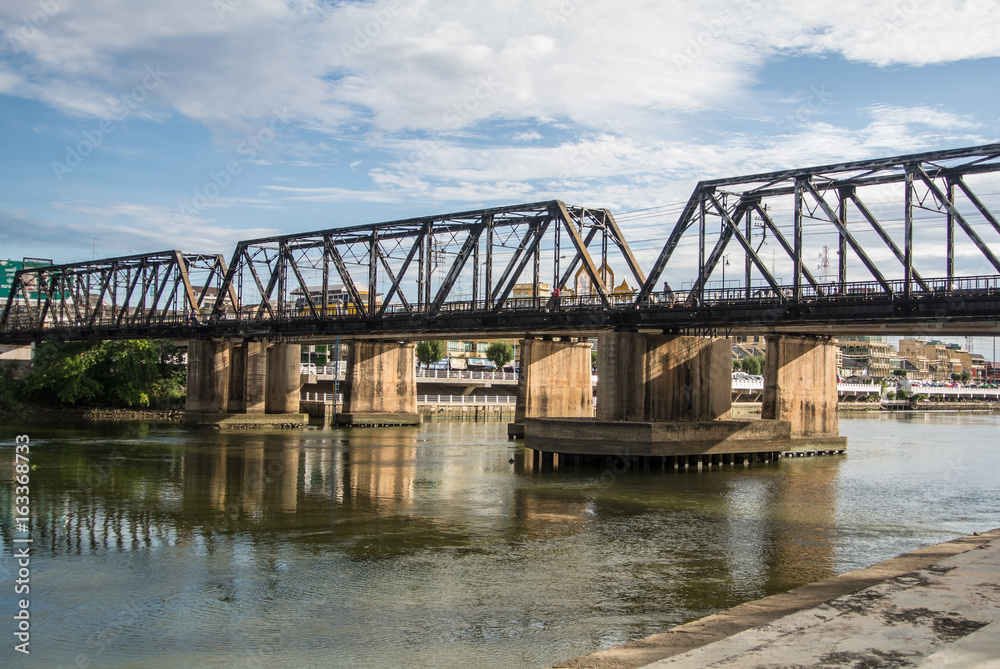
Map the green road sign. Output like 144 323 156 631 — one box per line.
0 259 54 300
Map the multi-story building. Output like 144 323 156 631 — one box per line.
838 336 892 378
898 339 952 381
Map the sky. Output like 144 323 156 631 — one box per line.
1 0 1000 357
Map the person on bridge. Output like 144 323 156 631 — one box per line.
662 281 676 307
186 309 201 326
551 286 561 312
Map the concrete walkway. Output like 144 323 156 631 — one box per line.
554 529 1000 669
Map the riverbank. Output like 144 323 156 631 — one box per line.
730 401 1000 415
551 528 1000 669
0 405 183 421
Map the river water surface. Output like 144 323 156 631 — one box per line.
1 412 998 668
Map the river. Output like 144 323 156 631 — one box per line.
1 412 998 668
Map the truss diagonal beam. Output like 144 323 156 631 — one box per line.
430 226 485 315
752 203 821 291
554 201 609 307
638 192 701 301
916 167 1000 274
708 194 784 296
326 235 369 319
493 219 551 312
954 177 1000 238
803 181 893 295
375 239 417 316
845 190 929 291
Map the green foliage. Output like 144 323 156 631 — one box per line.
892 369 907 378
485 341 515 369
735 355 765 376
0 363 22 410
885 391 895 400
415 340 445 368
20 340 185 408
592 350 598 368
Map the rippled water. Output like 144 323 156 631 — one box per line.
1 413 998 668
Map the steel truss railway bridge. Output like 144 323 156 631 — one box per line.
2 144 998 444
3 144 999 344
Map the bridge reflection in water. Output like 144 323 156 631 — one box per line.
10 414 1000 668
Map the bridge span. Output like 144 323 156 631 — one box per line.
2 144 998 452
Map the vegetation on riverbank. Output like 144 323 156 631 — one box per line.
0 340 185 411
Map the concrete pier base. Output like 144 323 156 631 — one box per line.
183 340 306 427
181 412 308 428
336 340 420 426
524 416 796 457
596 333 732 422
507 338 593 438
763 335 840 439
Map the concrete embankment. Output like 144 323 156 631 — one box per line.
552 528 1000 669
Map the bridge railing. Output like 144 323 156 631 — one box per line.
417 394 517 405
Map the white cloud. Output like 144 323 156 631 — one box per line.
866 105 980 130
46 202 280 254
7 0 995 139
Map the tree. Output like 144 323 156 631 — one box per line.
415 340 445 369
0 363 22 411
892 369 907 378
739 355 765 376
20 339 185 407
485 341 515 370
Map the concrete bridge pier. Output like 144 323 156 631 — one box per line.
507 337 594 438
183 340 307 427
186 340 231 414
596 333 732 422
524 333 805 460
762 335 846 448
335 340 420 426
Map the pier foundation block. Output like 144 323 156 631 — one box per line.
763 335 843 445
336 340 420 426
184 340 306 427
596 333 732 422
508 338 593 438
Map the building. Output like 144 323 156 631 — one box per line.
969 353 988 380
898 339 951 381
889 355 931 381
838 336 892 378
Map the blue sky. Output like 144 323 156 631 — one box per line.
1 0 999 269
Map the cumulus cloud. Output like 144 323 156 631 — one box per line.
4 0 996 137
2 0 999 259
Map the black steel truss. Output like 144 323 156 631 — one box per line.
1 145 999 342
212 200 645 321
638 143 1000 305
0 251 235 334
